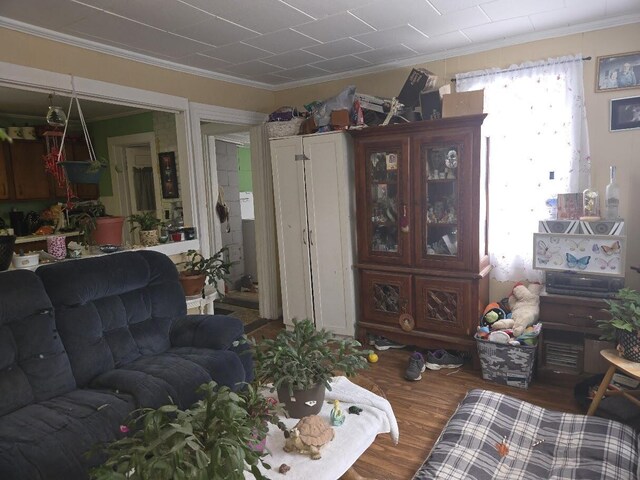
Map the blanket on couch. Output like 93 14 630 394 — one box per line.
413 389 639 480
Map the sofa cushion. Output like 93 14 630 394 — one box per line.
0 388 135 480
90 348 246 409
0 270 76 416
37 251 186 386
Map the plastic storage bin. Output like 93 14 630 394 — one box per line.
476 337 537 389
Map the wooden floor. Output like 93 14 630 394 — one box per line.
250 321 583 480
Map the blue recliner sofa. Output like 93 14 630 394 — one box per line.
0 250 253 479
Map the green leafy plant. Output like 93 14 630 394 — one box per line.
90 381 282 480
598 288 640 340
180 247 232 291
252 319 370 394
128 211 162 232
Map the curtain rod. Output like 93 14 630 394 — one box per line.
450 56 591 82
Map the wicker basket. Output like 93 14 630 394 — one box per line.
266 117 304 138
476 335 537 389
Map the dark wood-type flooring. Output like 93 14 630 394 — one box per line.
249 320 583 480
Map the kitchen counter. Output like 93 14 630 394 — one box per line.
15 231 81 245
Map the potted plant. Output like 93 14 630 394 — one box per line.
128 211 162 247
90 381 282 480
599 288 640 362
252 319 370 418
178 247 231 297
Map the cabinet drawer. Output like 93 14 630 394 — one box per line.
360 270 412 326
539 302 609 329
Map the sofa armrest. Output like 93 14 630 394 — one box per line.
170 314 245 350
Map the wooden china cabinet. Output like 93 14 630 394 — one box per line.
351 114 490 359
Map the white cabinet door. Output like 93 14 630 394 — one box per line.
270 137 314 326
304 133 356 336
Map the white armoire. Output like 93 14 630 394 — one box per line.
270 131 356 336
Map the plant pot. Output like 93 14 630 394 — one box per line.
617 330 640 362
140 230 158 247
180 272 206 296
60 161 103 184
276 382 325 419
0 235 16 271
92 216 125 246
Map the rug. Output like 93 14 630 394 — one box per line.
214 301 269 333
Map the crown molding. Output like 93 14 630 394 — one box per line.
2 13 639 92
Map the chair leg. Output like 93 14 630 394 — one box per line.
587 364 616 416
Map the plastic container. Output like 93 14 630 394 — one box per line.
12 252 40 269
476 336 537 389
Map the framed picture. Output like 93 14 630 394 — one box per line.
158 151 179 198
610 95 640 132
596 51 640 92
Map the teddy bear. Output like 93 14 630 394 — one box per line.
490 282 543 336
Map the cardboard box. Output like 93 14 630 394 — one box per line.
442 89 484 118
330 109 350 129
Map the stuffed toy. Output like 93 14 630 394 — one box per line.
490 283 543 336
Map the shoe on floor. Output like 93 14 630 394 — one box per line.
405 352 426 381
425 349 464 370
374 336 406 351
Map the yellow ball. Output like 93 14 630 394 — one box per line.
368 352 379 363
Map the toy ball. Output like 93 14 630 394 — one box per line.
480 302 506 327
368 352 379 363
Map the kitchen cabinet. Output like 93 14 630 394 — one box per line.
351 114 490 358
8 140 50 200
0 144 9 200
270 131 356 336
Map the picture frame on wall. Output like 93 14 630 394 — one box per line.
610 95 640 132
596 51 640 92
159 151 179 198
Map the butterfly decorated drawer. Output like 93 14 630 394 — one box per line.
533 233 625 277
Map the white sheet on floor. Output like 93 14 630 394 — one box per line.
247 376 398 479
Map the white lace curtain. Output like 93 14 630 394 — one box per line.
456 54 591 282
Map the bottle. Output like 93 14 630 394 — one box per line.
545 171 557 220
605 166 620 219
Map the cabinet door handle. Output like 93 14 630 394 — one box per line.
302 228 307 245
309 229 314 246
567 313 593 320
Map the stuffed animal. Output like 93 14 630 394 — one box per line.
490 283 543 336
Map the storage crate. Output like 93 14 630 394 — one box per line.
476 337 537 389
266 117 304 138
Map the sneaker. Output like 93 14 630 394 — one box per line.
374 336 406 351
425 350 464 370
405 352 426 381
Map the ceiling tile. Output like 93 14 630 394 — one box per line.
428 0 494 15
605 0 640 16
355 25 428 49
262 49 325 69
172 16 257 46
406 31 471 54
179 54 232 70
223 61 284 76
462 16 535 43
243 28 320 54
311 55 371 72
529 0 604 30
277 64 331 80
480 0 562 22
102 0 207 32
0 0 94 29
304 38 371 58
248 73 292 84
411 6 490 37
355 44 418 64
280 0 375 19
181 0 313 34
204 43 272 63
350 0 440 30
293 12 374 43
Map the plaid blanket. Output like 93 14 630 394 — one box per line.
413 389 639 480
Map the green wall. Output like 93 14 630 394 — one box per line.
87 112 154 196
237 146 252 192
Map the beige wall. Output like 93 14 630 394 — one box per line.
275 23 640 298
0 27 275 113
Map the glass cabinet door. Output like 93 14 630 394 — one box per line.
357 139 411 266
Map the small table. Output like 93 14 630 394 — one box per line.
587 349 640 416
185 285 218 314
247 376 397 480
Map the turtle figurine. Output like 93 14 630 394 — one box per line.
283 415 334 460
